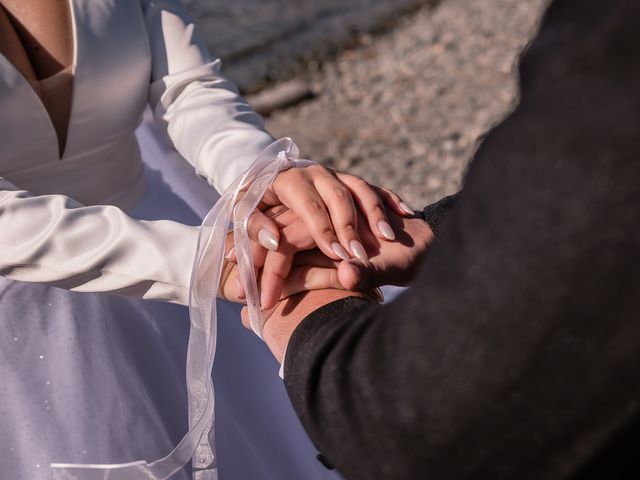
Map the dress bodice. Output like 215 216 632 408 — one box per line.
0 0 152 209
0 0 274 305
36 65 74 158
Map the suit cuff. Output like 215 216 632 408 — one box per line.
421 192 460 234
283 296 374 382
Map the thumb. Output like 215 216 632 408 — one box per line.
240 306 251 329
240 305 277 334
338 259 376 291
247 210 280 251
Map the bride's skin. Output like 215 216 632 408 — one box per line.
1 0 416 302
237 207 434 362
0 0 73 79
0 0 73 155
223 204 433 309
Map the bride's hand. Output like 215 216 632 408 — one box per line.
244 165 414 262
219 229 346 304
227 203 434 309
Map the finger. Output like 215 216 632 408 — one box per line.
235 265 261 301
274 170 349 262
313 172 369 261
244 240 268 268
241 307 250 329
336 172 397 242
236 276 245 300
372 185 414 217
247 210 280 251
337 259 378 291
293 249 341 268
281 266 344 298
227 238 267 268
262 204 291 222
260 220 320 309
242 305 278 334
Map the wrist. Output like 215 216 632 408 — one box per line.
262 289 368 363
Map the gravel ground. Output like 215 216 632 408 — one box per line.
184 0 433 92
264 0 550 207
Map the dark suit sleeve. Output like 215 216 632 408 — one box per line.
421 192 459 234
283 1 640 479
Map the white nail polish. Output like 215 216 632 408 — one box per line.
378 221 396 241
258 229 279 251
331 242 350 261
399 202 414 215
350 240 369 261
225 247 235 260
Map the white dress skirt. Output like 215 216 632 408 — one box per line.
0 120 339 480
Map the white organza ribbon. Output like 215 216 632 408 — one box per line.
51 138 302 480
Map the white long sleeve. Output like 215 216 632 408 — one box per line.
0 177 198 304
142 0 276 192
0 1 275 304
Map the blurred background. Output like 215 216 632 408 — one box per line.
184 0 549 207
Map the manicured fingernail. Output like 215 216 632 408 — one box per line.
258 229 279 251
225 247 235 260
331 242 350 261
377 221 395 241
350 240 368 261
399 202 414 215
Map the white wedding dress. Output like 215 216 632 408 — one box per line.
0 1 337 479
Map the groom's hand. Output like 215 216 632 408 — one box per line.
219 230 347 304
242 289 368 362
227 205 433 308
337 208 434 291
265 205 433 297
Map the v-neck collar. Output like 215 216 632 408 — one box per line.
0 0 78 161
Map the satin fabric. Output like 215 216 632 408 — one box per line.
0 157 334 480
0 0 275 304
0 1 337 479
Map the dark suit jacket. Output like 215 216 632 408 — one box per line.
283 0 640 478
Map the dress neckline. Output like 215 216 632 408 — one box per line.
0 0 77 160
38 64 74 84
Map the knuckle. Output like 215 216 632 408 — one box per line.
309 163 328 173
307 199 326 214
273 270 287 281
302 271 315 290
311 164 335 179
318 225 335 238
266 204 288 216
278 168 297 178
329 269 339 287
340 222 357 235
332 186 352 203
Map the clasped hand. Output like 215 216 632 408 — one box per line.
218 163 433 319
